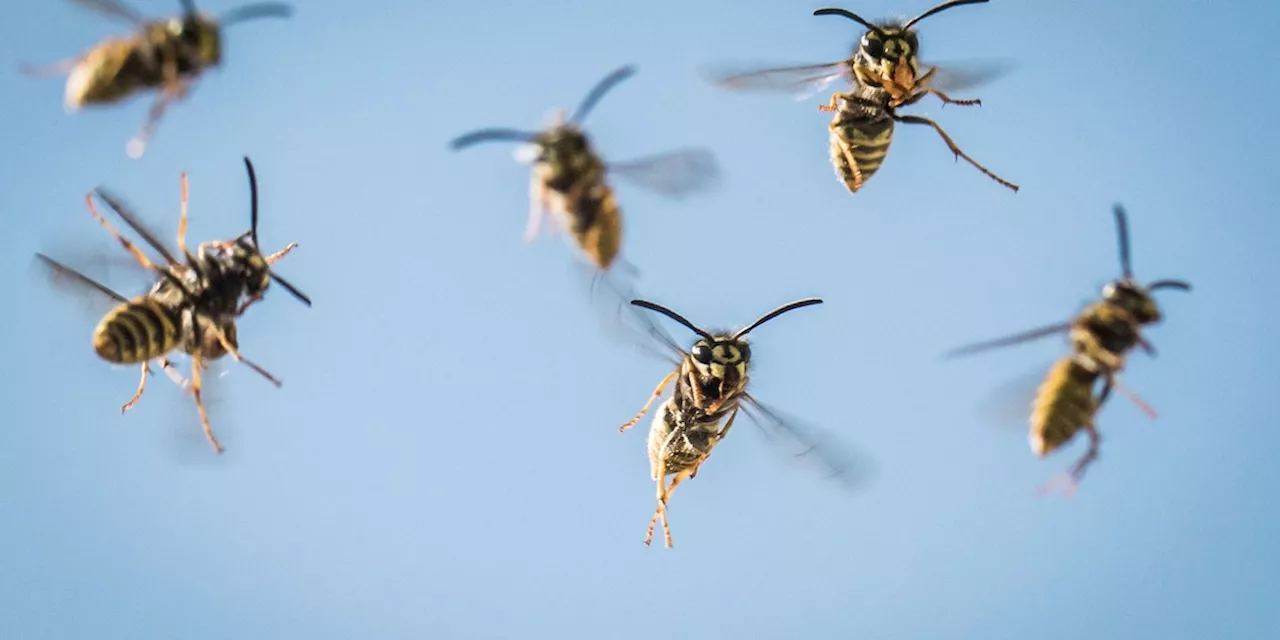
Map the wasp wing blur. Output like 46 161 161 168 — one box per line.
607 148 722 199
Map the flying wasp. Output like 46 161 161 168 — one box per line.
36 161 307 453
943 205 1191 493
449 64 720 272
21 0 294 158
611 295 865 548
706 1 1018 194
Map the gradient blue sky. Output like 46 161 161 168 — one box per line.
2 1 1278 638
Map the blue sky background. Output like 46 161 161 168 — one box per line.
1 0 1277 638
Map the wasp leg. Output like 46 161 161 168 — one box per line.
818 91 847 113
188 351 224 454
830 126 866 193
926 88 982 107
18 55 83 78
647 466 698 549
211 324 283 387
160 358 190 389
525 177 549 243
86 193 161 270
177 172 190 256
265 242 299 264
893 114 1019 192
126 77 192 159
619 370 675 432
690 407 737 480
1111 377 1159 419
1036 423 1100 498
121 362 152 414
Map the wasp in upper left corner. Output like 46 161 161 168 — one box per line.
20 0 294 159
34 157 310 453
448 64 722 274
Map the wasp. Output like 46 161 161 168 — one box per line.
612 296 863 548
944 205 1191 493
37 161 307 453
449 64 720 272
707 1 1018 194
21 0 294 158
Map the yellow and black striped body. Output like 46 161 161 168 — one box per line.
91 294 185 365
646 340 749 480
64 17 222 111
531 127 623 271
1029 354 1101 458
1068 300 1143 373
828 85 896 194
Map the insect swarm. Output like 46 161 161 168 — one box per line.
707 0 1018 194
36 158 308 453
613 296 859 548
943 205 1191 493
21 0 294 158
448 64 720 272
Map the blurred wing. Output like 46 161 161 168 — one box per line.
972 364 1048 432
702 60 852 101
70 0 148 25
608 148 720 199
93 188 182 267
32 252 140 320
576 265 683 367
942 321 1073 359
741 394 877 491
918 58 1016 94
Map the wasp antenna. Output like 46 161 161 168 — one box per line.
733 298 823 339
1147 279 1192 292
569 65 637 125
631 300 715 341
240 156 261 247
1112 204 1133 279
220 2 294 26
813 8 886 37
179 0 198 17
268 272 311 306
903 0 989 30
449 128 538 151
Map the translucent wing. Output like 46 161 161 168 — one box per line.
578 266 684 367
972 364 1048 432
702 60 852 101
607 148 721 199
741 394 877 490
69 0 148 25
917 58 1016 94
942 321 1074 359
33 252 133 318
92 188 182 267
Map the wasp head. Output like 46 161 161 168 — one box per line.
1102 280 1161 325
853 26 920 93
689 335 752 384
168 13 223 69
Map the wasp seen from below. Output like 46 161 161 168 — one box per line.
944 205 1190 494
707 0 1018 194
612 296 866 548
449 64 720 272
21 0 294 158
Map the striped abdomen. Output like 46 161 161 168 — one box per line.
1029 356 1101 457
646 399 732 481
549 175 622 271
829 106 895 194
92 296 183 364
66 32 173 108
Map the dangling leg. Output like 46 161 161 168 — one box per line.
690 407 738 480
1039 380 1110 496
525 178 548 243
177 172 190 256
160 358 190 389
1110 377 1159 419
648 466 698 548
927 88 982 107
210 324 283 387
893 114 1019 192
619 370 675 432
86 193 160 270
832 130 865 193
188 351 224 454
126 77 193 159
121 362 152 414
264 242 299 264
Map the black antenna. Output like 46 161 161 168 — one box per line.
1113 203 1133 279
448 128 538 151
733 298 824 339
242 157 311 307
1148 279 1192 292
903 0 989 30
220 2 294 26
569 65 637 124
813 8 886 38
179 0 198 18
630 300 715 341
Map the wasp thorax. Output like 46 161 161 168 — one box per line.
1103 281 1161 324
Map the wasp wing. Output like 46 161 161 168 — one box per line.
69 0 148 25
607 148 721 199
741 394 877 490
917 58 1016 94
93 188 182 267
942 321 1074 359
577 265 683 367
702 60 852 101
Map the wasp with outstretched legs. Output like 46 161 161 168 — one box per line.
449 64 720 272
608 294 867 548
21 0 294 158
707 1 1017 194
944 205 1191 493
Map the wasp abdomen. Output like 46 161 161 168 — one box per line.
647 401 721 480
565 182 622 271
1029 356 1100 457
93 297 182 364
830 112 895 193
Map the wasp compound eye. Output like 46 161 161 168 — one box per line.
692 343 713 364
